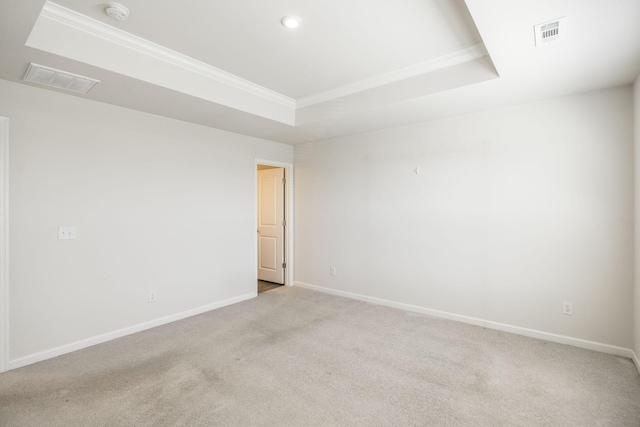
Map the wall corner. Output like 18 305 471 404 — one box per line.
633 74 640 365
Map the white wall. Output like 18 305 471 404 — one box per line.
1 79 293 364
295 86 634 349
634 74 640 363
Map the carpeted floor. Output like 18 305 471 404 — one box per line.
1 286 639 426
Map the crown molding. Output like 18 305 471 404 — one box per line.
40 1 296 110
34 2 493 126
296 43 488 108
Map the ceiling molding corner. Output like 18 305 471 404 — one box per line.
296 43 489 108
39 1 296 110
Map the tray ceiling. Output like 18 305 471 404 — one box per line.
0 0 639 143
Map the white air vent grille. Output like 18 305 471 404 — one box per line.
23 63 100 94
534 17 567 47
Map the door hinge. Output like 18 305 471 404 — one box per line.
282 219 286 227
282 262 287 269
282 177 286 184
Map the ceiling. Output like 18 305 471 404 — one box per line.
0 0 639 144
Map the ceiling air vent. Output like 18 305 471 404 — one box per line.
534 17 566 47
23 63 100 94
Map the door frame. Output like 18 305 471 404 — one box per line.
255 159 293 287
0 117 9 372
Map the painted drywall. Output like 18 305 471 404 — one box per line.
634 74 640 364
295 86 634 349
0 79 292 362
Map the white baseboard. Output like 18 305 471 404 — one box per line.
8 292 256 371
632 350 640 375
295 282 636 361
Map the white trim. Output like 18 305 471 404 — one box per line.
7 292 256 371
0 117 8 373
38 1 295 110
255 160 294 288
295 281 636 360
296 43 488 108
35 1 489 115
632 350 640 375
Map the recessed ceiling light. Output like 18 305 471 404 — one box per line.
105 2 130 21
281 16 301 29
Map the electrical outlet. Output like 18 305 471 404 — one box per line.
330 266 336 277
148 290 157 303
562 301 573 315
58 226 77 240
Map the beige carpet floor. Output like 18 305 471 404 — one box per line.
1 286 639 426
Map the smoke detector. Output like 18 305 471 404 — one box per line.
105 2 130 21
23 63 100 94
534 17 567 46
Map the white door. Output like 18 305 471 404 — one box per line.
257 167 284 284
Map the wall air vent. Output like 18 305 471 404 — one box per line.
534 17 567 47
23 63 100 94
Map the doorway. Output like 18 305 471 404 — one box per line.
258 280 282 293
256 161 293 294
